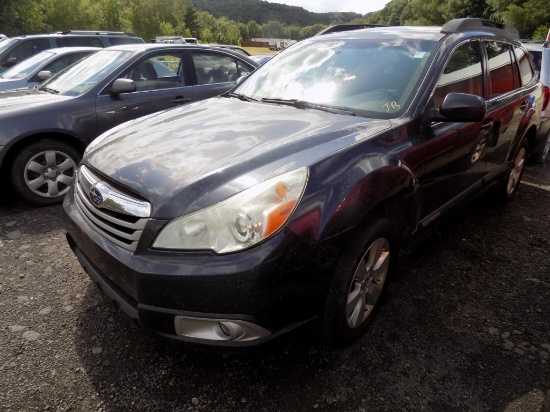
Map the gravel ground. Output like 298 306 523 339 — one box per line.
0 162 549 412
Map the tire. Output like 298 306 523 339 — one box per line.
496 138 528 204
10 140 81 205
323 215 396 346
532 131 550 164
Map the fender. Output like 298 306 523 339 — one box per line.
287 160 417 244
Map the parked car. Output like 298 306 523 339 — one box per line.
523 35 550 163
0 43 258 204
0 46 99 92
203 44 252 56
250 54 273 65
0 30 144 74
64 19 544 348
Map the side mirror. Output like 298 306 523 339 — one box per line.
236 75 248 84
110 78 136 94
1 56 18 68
37 70 52 81
425 92 486 123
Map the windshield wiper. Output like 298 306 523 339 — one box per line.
226 92 257 102
261 98 356 116
38 86 59 94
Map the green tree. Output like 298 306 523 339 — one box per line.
501 0 550 38
246 20 263 38
214 16 242 44
262 20 285 38
238 22 250 41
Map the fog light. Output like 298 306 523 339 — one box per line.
174 315 270 342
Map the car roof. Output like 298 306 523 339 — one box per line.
314 18 522 44
98 43 260 67
39 46 102 54
522 42 544 52
313 25 445 42
9 31 140 40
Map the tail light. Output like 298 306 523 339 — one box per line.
543 85 550 111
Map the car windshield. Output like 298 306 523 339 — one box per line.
39 49 133 96
1 50 56 79
235 37 439 117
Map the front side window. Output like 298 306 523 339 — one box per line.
486 41 517 96
120 53 184 91
7 39 50 63
433 42 483 107
1 50 56 79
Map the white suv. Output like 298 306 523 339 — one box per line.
524 32 550 163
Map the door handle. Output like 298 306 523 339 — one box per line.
481 120 493 135
172 96 191 104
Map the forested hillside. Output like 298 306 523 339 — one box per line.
0 0 548 45
191 0 362 26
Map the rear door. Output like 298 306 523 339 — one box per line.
477 41 533 175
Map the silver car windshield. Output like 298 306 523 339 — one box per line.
2 50 56 79
235 37 438 117
39 49 133 96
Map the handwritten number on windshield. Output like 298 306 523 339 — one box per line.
383 101 400 111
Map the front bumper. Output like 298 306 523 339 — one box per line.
63 193 344 346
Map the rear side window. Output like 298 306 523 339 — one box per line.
192 52 243 85
485 41 518 96
108 37 144 45
513 46 534 86
433 42 483 107
56 37 103 47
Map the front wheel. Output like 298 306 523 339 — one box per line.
10 140 81 205
323 216 396 346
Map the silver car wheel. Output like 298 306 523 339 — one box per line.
346 237 390 329
541 134 550 162
24 150 77 198
506 146 526 196
470 137 487 163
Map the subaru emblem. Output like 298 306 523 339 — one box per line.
89 186 104 206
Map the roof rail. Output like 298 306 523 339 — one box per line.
57 30 133 36
316 23 387 36
441 18 519 40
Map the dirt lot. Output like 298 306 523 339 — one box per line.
0 162 549 412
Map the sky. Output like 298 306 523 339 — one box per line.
269 0 392 15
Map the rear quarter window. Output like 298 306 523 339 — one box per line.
514 46 535 86
485 41 518 97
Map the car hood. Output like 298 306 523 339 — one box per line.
0 77 26 92
0 88 70 113
85 97 391 217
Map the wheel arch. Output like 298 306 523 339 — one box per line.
289 164 418 253
1 132 86 177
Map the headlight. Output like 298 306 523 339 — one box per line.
152 167 308 254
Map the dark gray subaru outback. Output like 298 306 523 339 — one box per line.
64 19 545 347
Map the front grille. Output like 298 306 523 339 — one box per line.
74 165 151 252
